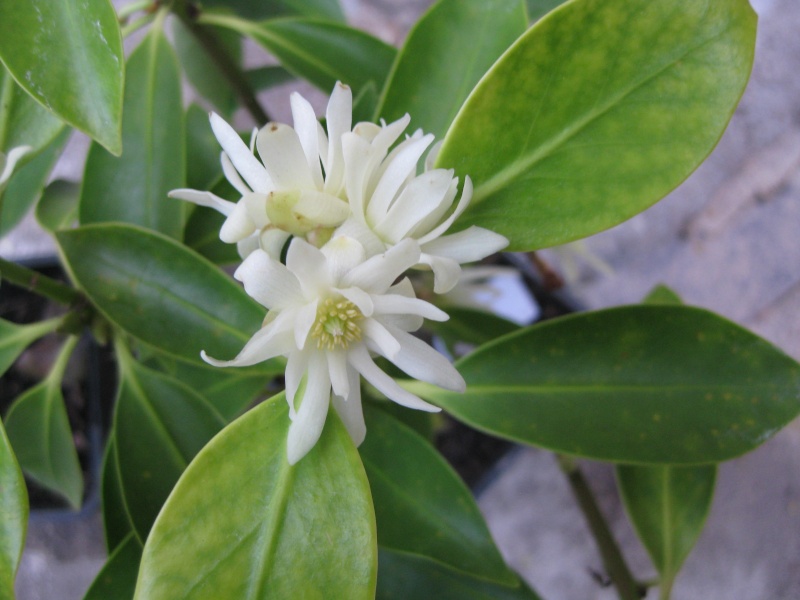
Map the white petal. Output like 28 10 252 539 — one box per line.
363 318 401 359
341 238 420 293
331 367 366 446
334 286 374 317
348 345 440 412
220 201 257 243
168 189 235 216
374 169 455 243
290 92 324 188
237 235 261 258
210 113 272 193
324 82 353 195
332 217 386 258
221 152 252 195
327 350 349 398
294 299 318 349
293 190 350 226
421 226 509 263
366 134 434 226
201 311 295 368
416 176 474 245
286 238 330 297
378 323 465 392
256 122 315 190
243 192 270 229
341 132 372 220
287 352 331 464
234 249 303 309
258 228 291 260
420 253 461 294
321 235 367 282
372 294 448 322
425 140 443 172
381 278 423 331
285 348 310 419
410 177 459 237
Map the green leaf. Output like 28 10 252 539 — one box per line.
0 0 123 154
184 104 223 192
407 305 800 464
0 420 28 599
183 207 242 266
0 66 64 154
0 317 59 377
79 21 184 239
428 307 519 353
644 284 683 306
173 21 241 119
56 223 266 365
436 0 757 250
526 0 567 21
100 435 134 554
35 179 79 233
134 393 376 600
113 347 225 541
361 405 514 585
203 0 345 21
245 65 295 91
377 549 542 600
205 14 396 97
3 337 83 508
1 128 70 237
616 464 716 597
83 533 142 600
376 0 527 138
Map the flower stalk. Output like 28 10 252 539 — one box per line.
0 258 81 306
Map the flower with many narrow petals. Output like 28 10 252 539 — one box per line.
335 117 509 293
202 234 466 464
169 83 356 259
0 145 31 192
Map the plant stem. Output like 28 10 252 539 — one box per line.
557 455 643 600
0 258 81 305
171 1 270 125
117 0 154 22
121 13 156 38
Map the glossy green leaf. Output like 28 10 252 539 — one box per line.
134 393 376 600
56 224 266 365
205 14 396 96
114 348 225 540
35 180 79 232
184 105 223 192
428 307 519 353
436 0 757 250
0 420 27 599
183 207 242 266
3 338 83 508
407 305 800 464
1 128 69 237
84 533 142 600
377 549 541 600
0 0 123 154
526 0 567 21
0 66 63 154
617 464 716 597
0 317 59 377
362 405 514 585
376 0 527 138
203 0 344 21
101 435 134 554
645 284 683 306
80 21 184 238
245 65 294 91
173 21 241 119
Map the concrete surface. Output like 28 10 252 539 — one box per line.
5 0 799 599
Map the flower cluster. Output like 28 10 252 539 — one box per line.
173 83 508 463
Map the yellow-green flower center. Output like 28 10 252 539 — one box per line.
312 297 363 350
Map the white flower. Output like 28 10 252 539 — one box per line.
202 234 466 464
0 145 31 191
335 117 509 294
169 83 356 259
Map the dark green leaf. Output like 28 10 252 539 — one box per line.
1 128 70 237
173 21 241 119
56 224 267 365
134 393 376 599
617 463 716 596
202 0 345 21
428 307 519 353
184 104 224 192
0 420 27 598
113 348 225 540
83 532 142 600
376 0 527 138
4 338 83 508
205 14 396 97
407 305 800 464
526 0 568 21
245 65 295 91
362 405 514 585
80 20 185 239
35 179 79 232
183 208 242 266
0 0 123 154
0 317 59 377
0 66 64 154
100 435 134 553
377 549 542 600
644 285 683 306
437 0 757 250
